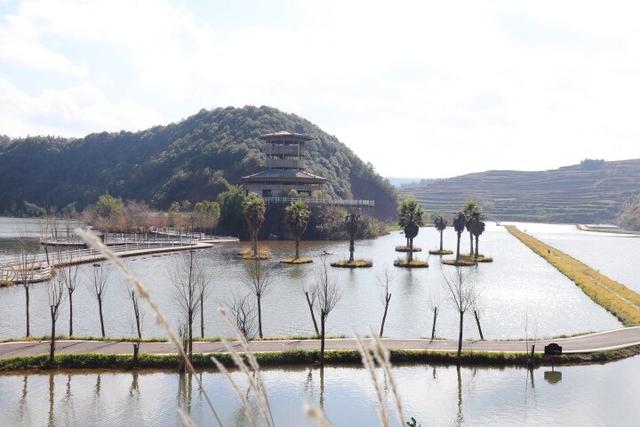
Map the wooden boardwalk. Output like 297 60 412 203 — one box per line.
0 237 238 286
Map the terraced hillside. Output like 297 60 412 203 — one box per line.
400 159 640 223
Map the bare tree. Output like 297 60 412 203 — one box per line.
303 286 319 336
243 259 272 339
171 250 205 358
314 257 341 365
56 251 79 336
91 263 110 338
428 293 442 342
473 306 484 340
378 270 392 337
442 268 479 360
16 239 36 337
524 310 539 367
48 275 66 362
129 289 144 361
225 294 257 339
199 274 212 339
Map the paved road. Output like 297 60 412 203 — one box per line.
2 326 640 359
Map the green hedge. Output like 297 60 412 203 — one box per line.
2 346 638 372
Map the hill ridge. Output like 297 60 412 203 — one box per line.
0 105 397 219
401 158 640 224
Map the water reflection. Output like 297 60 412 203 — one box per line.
544 370 562 385
2 358 640 425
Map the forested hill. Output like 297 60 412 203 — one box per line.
400 159 640 225
0 106 397 219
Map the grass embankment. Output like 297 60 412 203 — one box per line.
3 346 638 372
506 225 640 326
331 259 373 268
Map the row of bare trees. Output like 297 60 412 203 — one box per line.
377 267 483 361
15 242 480 366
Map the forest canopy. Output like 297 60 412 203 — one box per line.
0 106 397 219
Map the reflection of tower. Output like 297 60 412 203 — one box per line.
241 132 327 198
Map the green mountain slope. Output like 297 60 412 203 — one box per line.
400 159 640 224
0 106 397 219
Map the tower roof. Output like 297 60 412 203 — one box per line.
241 169 327 184
260 131 312 142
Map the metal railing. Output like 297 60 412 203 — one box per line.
264 197 375 207
0 239 201 282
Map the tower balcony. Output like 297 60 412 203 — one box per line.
267 158 305 169
266 145 301 156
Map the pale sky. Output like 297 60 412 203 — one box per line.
1 0 639 178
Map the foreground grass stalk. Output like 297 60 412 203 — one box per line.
370 333 405 426
76 229 223 427
304 403 333 427
210 356 259 427
355 336 390 427
218 308 275 427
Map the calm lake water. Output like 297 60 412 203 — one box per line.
1 357 640 426
0 217 622 340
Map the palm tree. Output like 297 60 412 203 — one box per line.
453 212 466 261
462 200 481 255
284 200 310 260
242 193 266 258
398 199 426 262
434 216 448 252
345 211 360 263
470 217 486 259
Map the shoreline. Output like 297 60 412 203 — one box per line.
1 345 639 373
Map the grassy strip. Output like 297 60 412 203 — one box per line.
2 346 639 372
506 225 640 325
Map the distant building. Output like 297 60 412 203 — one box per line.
241 131 327 198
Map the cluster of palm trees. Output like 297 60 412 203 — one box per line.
241 193 311 262
396 199 426 266
397 198 488 267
